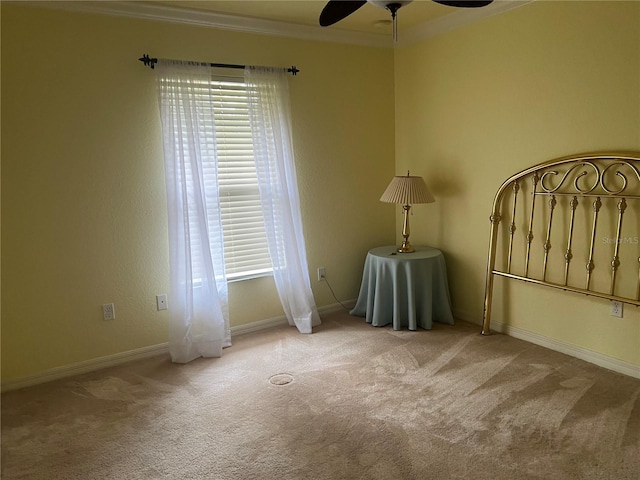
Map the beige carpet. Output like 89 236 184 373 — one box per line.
2 311 639 480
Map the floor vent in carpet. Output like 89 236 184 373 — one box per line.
269 373 294 386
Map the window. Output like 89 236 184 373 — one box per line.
158 62 320 349
176 74 273 281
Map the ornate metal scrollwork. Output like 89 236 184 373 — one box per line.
539 159 640 196
600 161 640 194
540 162 600 194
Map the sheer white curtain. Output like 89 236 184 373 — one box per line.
245 67 321 334
156 60 231 363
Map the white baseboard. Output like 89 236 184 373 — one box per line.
453 309 640 380
1 343 171 393
230 315 289 336
1 300 356 392
318 299 356 317
231 299 355 336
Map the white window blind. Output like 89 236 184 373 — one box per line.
167 74 272 281
213 76 272 280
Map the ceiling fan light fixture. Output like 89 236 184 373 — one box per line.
368 0 413 11
368 0 412 42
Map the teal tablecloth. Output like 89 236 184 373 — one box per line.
350 245 454 330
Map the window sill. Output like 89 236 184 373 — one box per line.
227 270 273 283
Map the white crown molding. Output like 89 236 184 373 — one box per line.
19 1 532 49
399 0 534 47
21 1 393 48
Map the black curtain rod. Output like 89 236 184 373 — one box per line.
138 54 299 76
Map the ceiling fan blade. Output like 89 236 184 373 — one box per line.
433 0 493 7
319 0 368 27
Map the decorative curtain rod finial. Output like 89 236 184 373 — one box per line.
139 54 158 69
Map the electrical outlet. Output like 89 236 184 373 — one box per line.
610 300 623 318
156 294 168 311
102 303 115 320
317 267 326 281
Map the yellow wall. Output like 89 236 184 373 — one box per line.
1 4 395 382
395 1 640 365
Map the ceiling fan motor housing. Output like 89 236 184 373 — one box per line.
368 0 413 14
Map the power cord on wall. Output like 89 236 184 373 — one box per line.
320 272 351 311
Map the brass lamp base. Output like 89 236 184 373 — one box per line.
397 204 415 253
397 239 414 253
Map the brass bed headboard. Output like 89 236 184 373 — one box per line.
482 152 640 335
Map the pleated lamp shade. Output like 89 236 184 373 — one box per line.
380 173 435 205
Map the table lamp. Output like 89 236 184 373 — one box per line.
380 171 435 253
